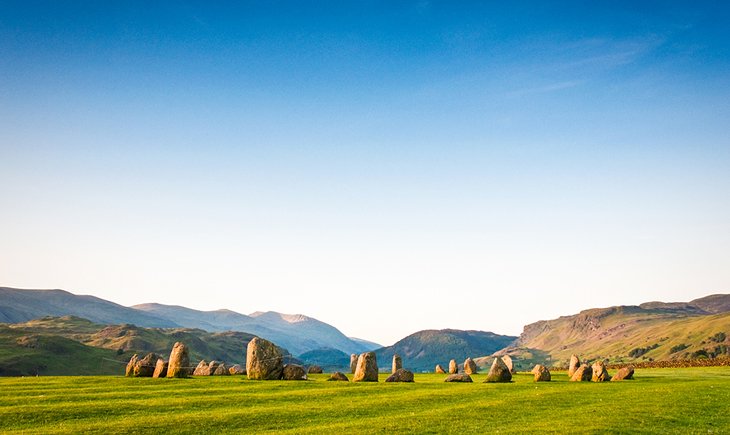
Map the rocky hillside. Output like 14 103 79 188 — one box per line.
374 329 517 372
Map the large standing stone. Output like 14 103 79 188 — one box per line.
213 363 230 376
435 364 446 374
568 354 581 378
125 354 139 377
353 352 378 382
167 342 190 378
463 357 477 375
350 354 358 374
570 364 593 382
591 361 611 382
229 364 246 375
485 357 512 383
385 369 414 383
207 361 221 375
392 354 402 374
444 373 472 382
611 366 635 381
501 355 515 373
531 364 551 382
282 364 308 380
448 359 458 374
307 365 323 374
134 353 160 377
153 359 168 378
193 360 210 376
328 372 349 381
247 337 284 380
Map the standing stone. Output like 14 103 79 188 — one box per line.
448 359 458 374
167 342 190 378
501 355 515 373
353 352 378 382
485 357 512 383
463 358 477 375
444 373 472 382
570 364 593 382
134 353 160 377
153 359 168 378
385 368 414 382
328 372 349 381
282 364 307 380
591 361 611 382
568 354 581 378
531 364 551 382
350 354 358 374
208 361 221 375
247 337 284 380
435 364 446 374
229 364 246 375
125 354 139 377
213 363 230 375
193 360 210 376
611 366 635 381
392 354 402 374
307 365 323 374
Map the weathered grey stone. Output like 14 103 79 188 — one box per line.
282 364 307 380
485 357 512 383
531 364 551 382
353 352 378 382
307 365 323 374
125 354 138 377
385 368 414 383
229 364 246 375
570 364 593 382
328 372 349 381
435 364 446 374
213 362 230 376
193 360 210 376
392 354 402 374
463 357 477 375
134 353 160 377
167 342 190 378
591 361 611 382
568 354 580 378
501 355 515 373
611 366 635 381
449 359 458 374
444 373 472 382
152 359 168 378
246 337 284 380
350 354 358 374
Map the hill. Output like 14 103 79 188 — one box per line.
298 347 350 371
506 294 730 368
374 329 517 372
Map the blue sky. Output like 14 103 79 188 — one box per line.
1 1 729 345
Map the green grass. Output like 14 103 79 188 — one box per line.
1 368 729 434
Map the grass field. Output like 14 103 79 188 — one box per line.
1 368 728 434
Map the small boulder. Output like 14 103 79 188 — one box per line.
193 360 210 376
392 354 402 374
385 369 414 383
463 357 477 375
531 364 551 382
125 354 139 377
307 365 323 374
167 342 191 378
350 354 358 374
568 354 581 378
328 372 349 381
153 359 168 378
282 364 307 380
353 352 378 382
435 364 446 374
134 353 160 377
485 357 512 383
213 363 230 376
570 364 593 382
444 373 472 382
611 366 635 381
229 364 246 375
591 361 611 382
501 355 515 373
246 337 284 380
448 359 458 374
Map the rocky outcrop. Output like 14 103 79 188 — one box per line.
463 357 477 375
353 352 378 382
611 366 635 381
570 364 592 381
167 342 190 378
392 354 402 373
328 372 349 381
531 364 551 382
282 364 307 380
385 369 414 382
485 357 512 383
444 373 472 382
246 337 284 380
591 361 611 382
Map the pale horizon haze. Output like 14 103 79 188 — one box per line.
2 2 729 346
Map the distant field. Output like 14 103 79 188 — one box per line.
1 368 728 434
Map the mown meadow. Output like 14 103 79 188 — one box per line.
1 368 728 434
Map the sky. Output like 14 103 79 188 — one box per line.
1 1 729 346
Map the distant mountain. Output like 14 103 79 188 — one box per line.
0 287 178 328
509 294 730 368
374 329 517 372
298 347 351 371
348 337 381 351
